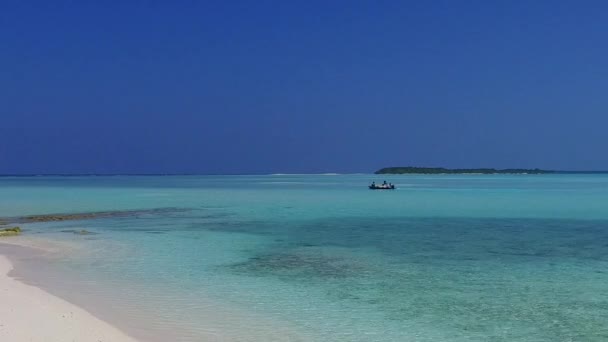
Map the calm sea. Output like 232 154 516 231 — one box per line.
1 174 608 341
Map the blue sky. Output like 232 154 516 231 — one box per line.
1 1 607 174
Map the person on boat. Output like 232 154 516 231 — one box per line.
371 181 376 187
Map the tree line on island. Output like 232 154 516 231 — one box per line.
375 167 554 174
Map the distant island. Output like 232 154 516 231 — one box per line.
375 167 555 175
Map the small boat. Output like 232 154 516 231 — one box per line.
369 182 395 190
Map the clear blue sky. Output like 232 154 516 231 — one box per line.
1 1 607 174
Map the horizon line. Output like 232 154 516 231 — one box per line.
2 170 608 177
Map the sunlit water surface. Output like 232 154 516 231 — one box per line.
1 174 608 341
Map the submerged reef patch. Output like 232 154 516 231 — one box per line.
229 247 368 280
4 207 190 224
60 229 98 235
0 226 21 237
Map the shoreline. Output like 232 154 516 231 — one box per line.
0 252 138 342
0 237 183 342
0 237 311 342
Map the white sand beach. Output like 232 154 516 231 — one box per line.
0 254 138 342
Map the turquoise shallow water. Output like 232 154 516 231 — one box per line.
2 174 608 341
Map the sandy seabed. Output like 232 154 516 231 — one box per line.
0 254 138 342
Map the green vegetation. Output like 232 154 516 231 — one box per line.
375 167 554 174
0 226 21 237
